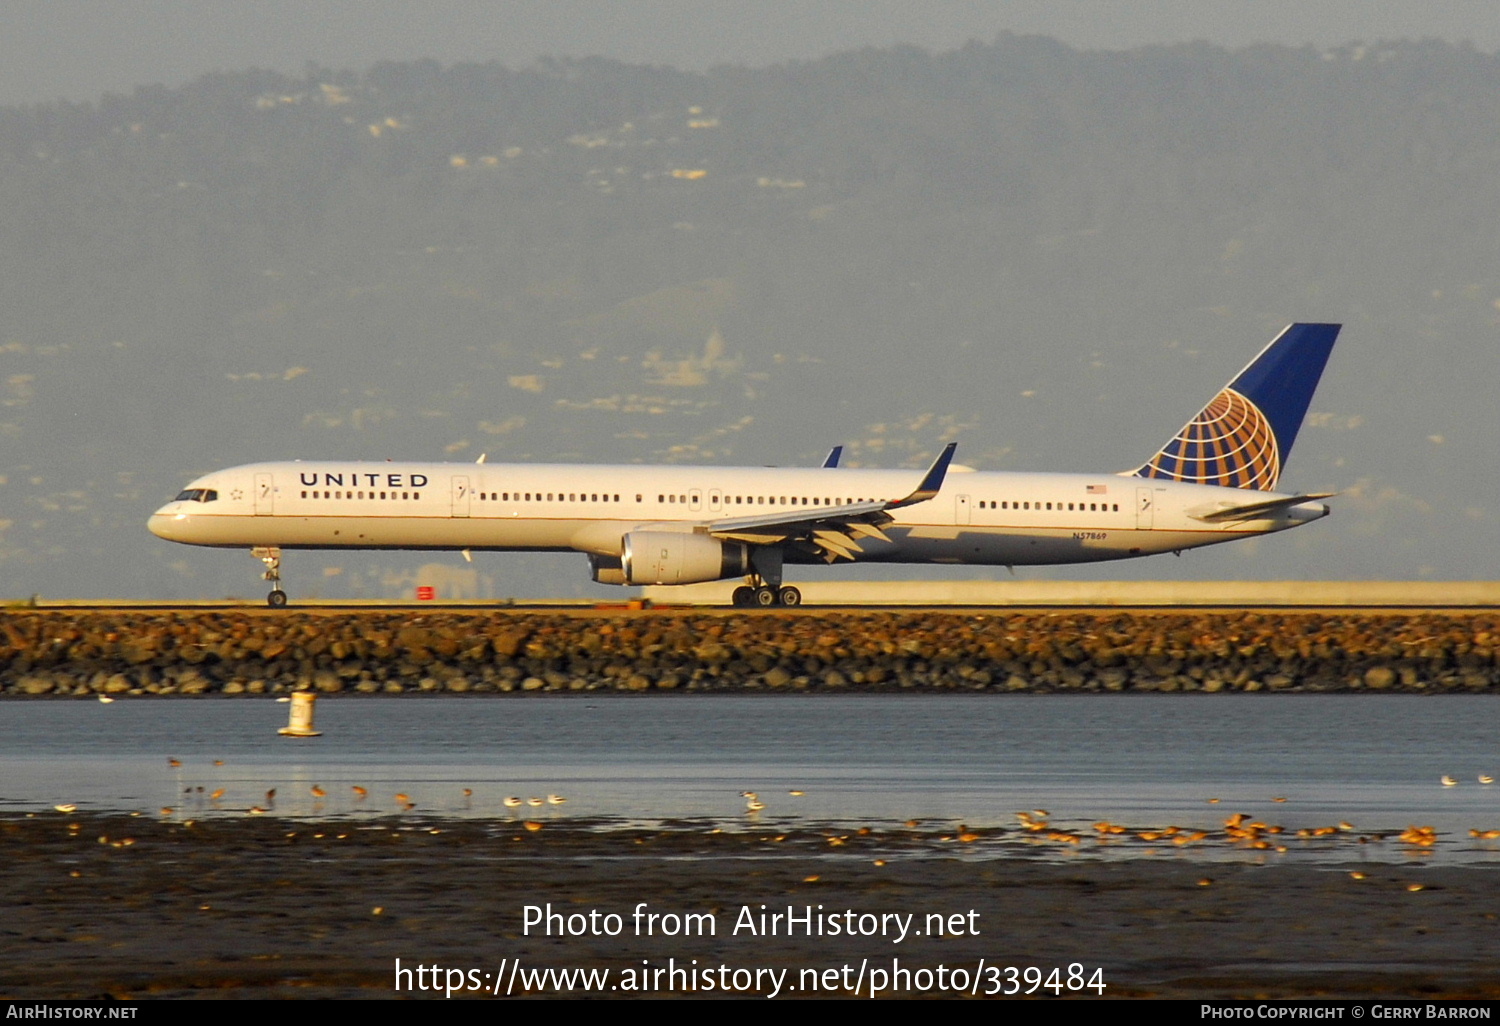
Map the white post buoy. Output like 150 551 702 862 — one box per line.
277 691 322 737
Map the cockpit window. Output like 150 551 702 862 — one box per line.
173 489 218 503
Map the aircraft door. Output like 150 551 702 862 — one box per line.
955 494 971 525
689 489 702 512
452 476 471 518
254 473 274 515
1135 487 1155 529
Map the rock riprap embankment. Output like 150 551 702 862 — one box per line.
2 610 1496 696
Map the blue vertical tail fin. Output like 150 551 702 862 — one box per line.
1130 323 1340 491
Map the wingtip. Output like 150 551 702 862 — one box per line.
920 442 958 491
889 442 958 508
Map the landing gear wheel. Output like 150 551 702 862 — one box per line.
254 547 286 608
753 586 778 607
731 586 754 608
777 586 802 607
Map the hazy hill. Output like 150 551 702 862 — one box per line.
0 36 1495 598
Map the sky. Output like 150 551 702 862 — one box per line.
4 0 1500 106
3 0 1495 596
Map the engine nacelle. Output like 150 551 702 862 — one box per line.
588 554 627 586
621 531 750 586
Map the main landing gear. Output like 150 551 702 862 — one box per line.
730 546 799 607
254 546 288 608
730 579 802 608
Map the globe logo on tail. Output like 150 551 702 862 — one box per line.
1137 388 1280 490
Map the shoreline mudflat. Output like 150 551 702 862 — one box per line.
3 812 1498 1000
3 608 1497 697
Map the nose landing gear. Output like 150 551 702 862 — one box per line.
254 546 288 607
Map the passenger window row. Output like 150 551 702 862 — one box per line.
301 491 421 501
661 495 880 506
977 500 1119 512
478 492 621 502
290 489 1119 514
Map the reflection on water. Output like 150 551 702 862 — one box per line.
2 694 1498 863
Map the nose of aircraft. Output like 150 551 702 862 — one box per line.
147 506 185 541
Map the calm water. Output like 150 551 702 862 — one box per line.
3 694 1498 862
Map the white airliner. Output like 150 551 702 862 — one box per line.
150 323 1341 607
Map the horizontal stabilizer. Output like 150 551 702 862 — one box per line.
1188 492 1335 523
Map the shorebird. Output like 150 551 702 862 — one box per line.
168 758 181 768
97 696 114 704
527 797 544 808
1480 775 1495 785
546 794 566 806
54 804 77 813
394 793 411 805
504 796 523 809
310 785 326 798
1399 825 1438 846
1441 775 1458 787
351 786 367 799
741 791 765 813
210 788 225 801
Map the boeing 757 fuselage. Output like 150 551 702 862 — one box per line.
149 324 1341 607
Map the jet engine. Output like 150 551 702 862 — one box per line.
621 531 750 586
588 554 627 585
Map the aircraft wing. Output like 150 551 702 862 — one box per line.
707 443 956 562
1187 492 1335 523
